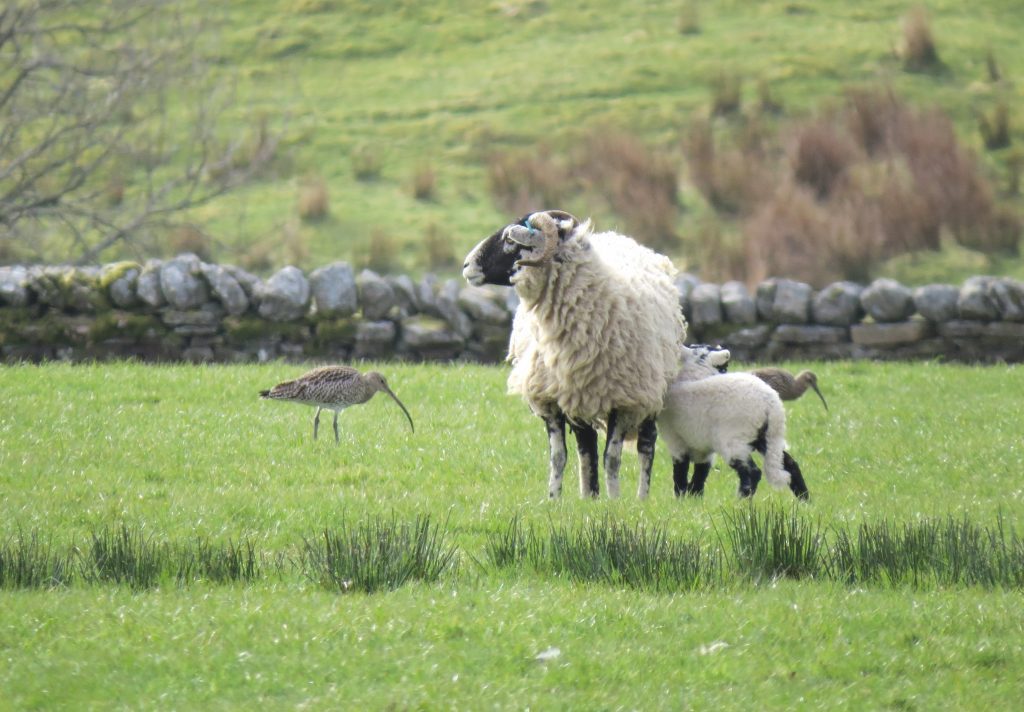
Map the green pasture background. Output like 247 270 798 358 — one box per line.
2 361 1023 708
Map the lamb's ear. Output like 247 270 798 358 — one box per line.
708 349 731 369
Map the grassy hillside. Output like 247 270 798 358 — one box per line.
167 0 1024 281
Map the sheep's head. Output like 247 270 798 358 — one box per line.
462 210 580 287
678 343 731 381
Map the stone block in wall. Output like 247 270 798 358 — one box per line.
0 266 30 307
937 320 1024 340
772 324 848 345
356 269 395 321
813 281 864 326
689 283 722 328
850 320 932 346
224 265 261 301
913 284 960 322
436 279 473 339
386 274 419 317
257 266 311 322
675 272 701 321
136 260 166 309
182 345 215 363
310 262 358 318
354 320 397 359
719 325 772 350
160 303 225 329
458 286 510 325
201 264 249 316
721 281 756 325
400 315 465 361
757 278 811 323
470 323 512 362
100 263 141 309
26 266 107 312
415 274 440 316
160 255 209 310
860 278 914 323
957 277 1001 321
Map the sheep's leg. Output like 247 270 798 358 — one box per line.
603 410 623 499
672 455 691 497
543 413 568 499
729 457 762 498
635 416 657 500
687 461 712 496
569 421 600 498
783 451 810 500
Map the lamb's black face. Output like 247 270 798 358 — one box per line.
461 213 533 287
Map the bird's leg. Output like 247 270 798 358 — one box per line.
332 411 340 444
313 407 322 440
635 416 657 500
544 412 568 499
603 410 623 500
569 420 599 498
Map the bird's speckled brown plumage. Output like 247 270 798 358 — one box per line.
260 365 414 442
750 368 828 411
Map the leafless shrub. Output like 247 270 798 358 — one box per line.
684 119 770 216
297 176 329 221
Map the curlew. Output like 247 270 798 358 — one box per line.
750 367 828 411
259 366 414 443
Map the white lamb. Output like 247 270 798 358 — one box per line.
658 345 810 499
463 210 687 500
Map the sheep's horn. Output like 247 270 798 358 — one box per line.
514 210 570 268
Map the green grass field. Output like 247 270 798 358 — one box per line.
2 360 1024 708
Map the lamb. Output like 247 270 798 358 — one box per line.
462 210 687 499
658 344 810 500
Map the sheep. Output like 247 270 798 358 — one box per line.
462 209 687 499
658 344 810 500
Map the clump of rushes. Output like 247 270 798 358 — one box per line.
0 530 75 589
719 503 824 582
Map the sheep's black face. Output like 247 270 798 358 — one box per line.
462 213 536 287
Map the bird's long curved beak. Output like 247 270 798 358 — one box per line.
811 384 829 411
383 386 415 432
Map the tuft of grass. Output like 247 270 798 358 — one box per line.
710 71 742 116
411 162 437 201
0 530 75 590
175 537 262 585
82 524 167 590
720 503 824 582
978 101 1012 151
902 4 942 73
352 144 383 181
301 513 459 594
297 175 330 221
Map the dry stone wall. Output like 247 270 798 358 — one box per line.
1 256 1023 365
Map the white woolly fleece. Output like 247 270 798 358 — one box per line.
657 371 792 489
506 223 687 433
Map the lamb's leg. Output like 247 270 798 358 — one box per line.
729 457 762 498
672 455 691 497
569 421 600 498
543 412 568 499
687 461 712 496
635 416 657 500
603 410 624 499
782 451 810 500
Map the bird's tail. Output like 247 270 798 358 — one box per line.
258 389 271 398
763 400 791 490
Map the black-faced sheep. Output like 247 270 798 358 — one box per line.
462 210 687 499
659 345 810 500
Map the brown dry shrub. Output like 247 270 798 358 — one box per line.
486 146 570 216
412 163 438 201
845 87 901 155
577 128 681 250
684 118 771 215
366 227 398 273
297 175 329 221
790 122 862 199
422 222 455 269
902 5 941 73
